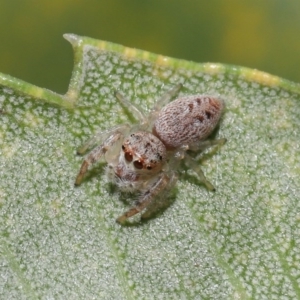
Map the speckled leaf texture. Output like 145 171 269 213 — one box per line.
0 34 300 299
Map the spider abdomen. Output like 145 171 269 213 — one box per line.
152 95 224 150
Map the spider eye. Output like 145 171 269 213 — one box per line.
124 152 133 162
133 160 143 169
146 166 152 170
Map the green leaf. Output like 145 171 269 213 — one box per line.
1 33 300 299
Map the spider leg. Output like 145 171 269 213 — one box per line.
149 84 182 122
75 125 129 186
116 173 172 224
114 91 147 125
184 154 216 191
77 124 130 155
189 138 227 152
183 138 226 191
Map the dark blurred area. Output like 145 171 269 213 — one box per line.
1 0 300 94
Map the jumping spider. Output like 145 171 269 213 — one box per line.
75 84 226 224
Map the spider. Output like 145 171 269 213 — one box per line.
75 84 226 224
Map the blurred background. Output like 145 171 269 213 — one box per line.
1 0 300 94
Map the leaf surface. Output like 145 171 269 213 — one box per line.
0 34 300 299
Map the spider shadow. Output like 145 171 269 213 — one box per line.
77 163 106 185
140 186 178 224
75 163 178 226
115 186 179 227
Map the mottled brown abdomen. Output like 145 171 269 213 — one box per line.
152 95 224 150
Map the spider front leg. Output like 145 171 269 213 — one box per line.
75 124 129 186
116 172 175 224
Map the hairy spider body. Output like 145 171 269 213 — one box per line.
75 85 226 223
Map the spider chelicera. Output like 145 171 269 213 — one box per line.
75 84 226 223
